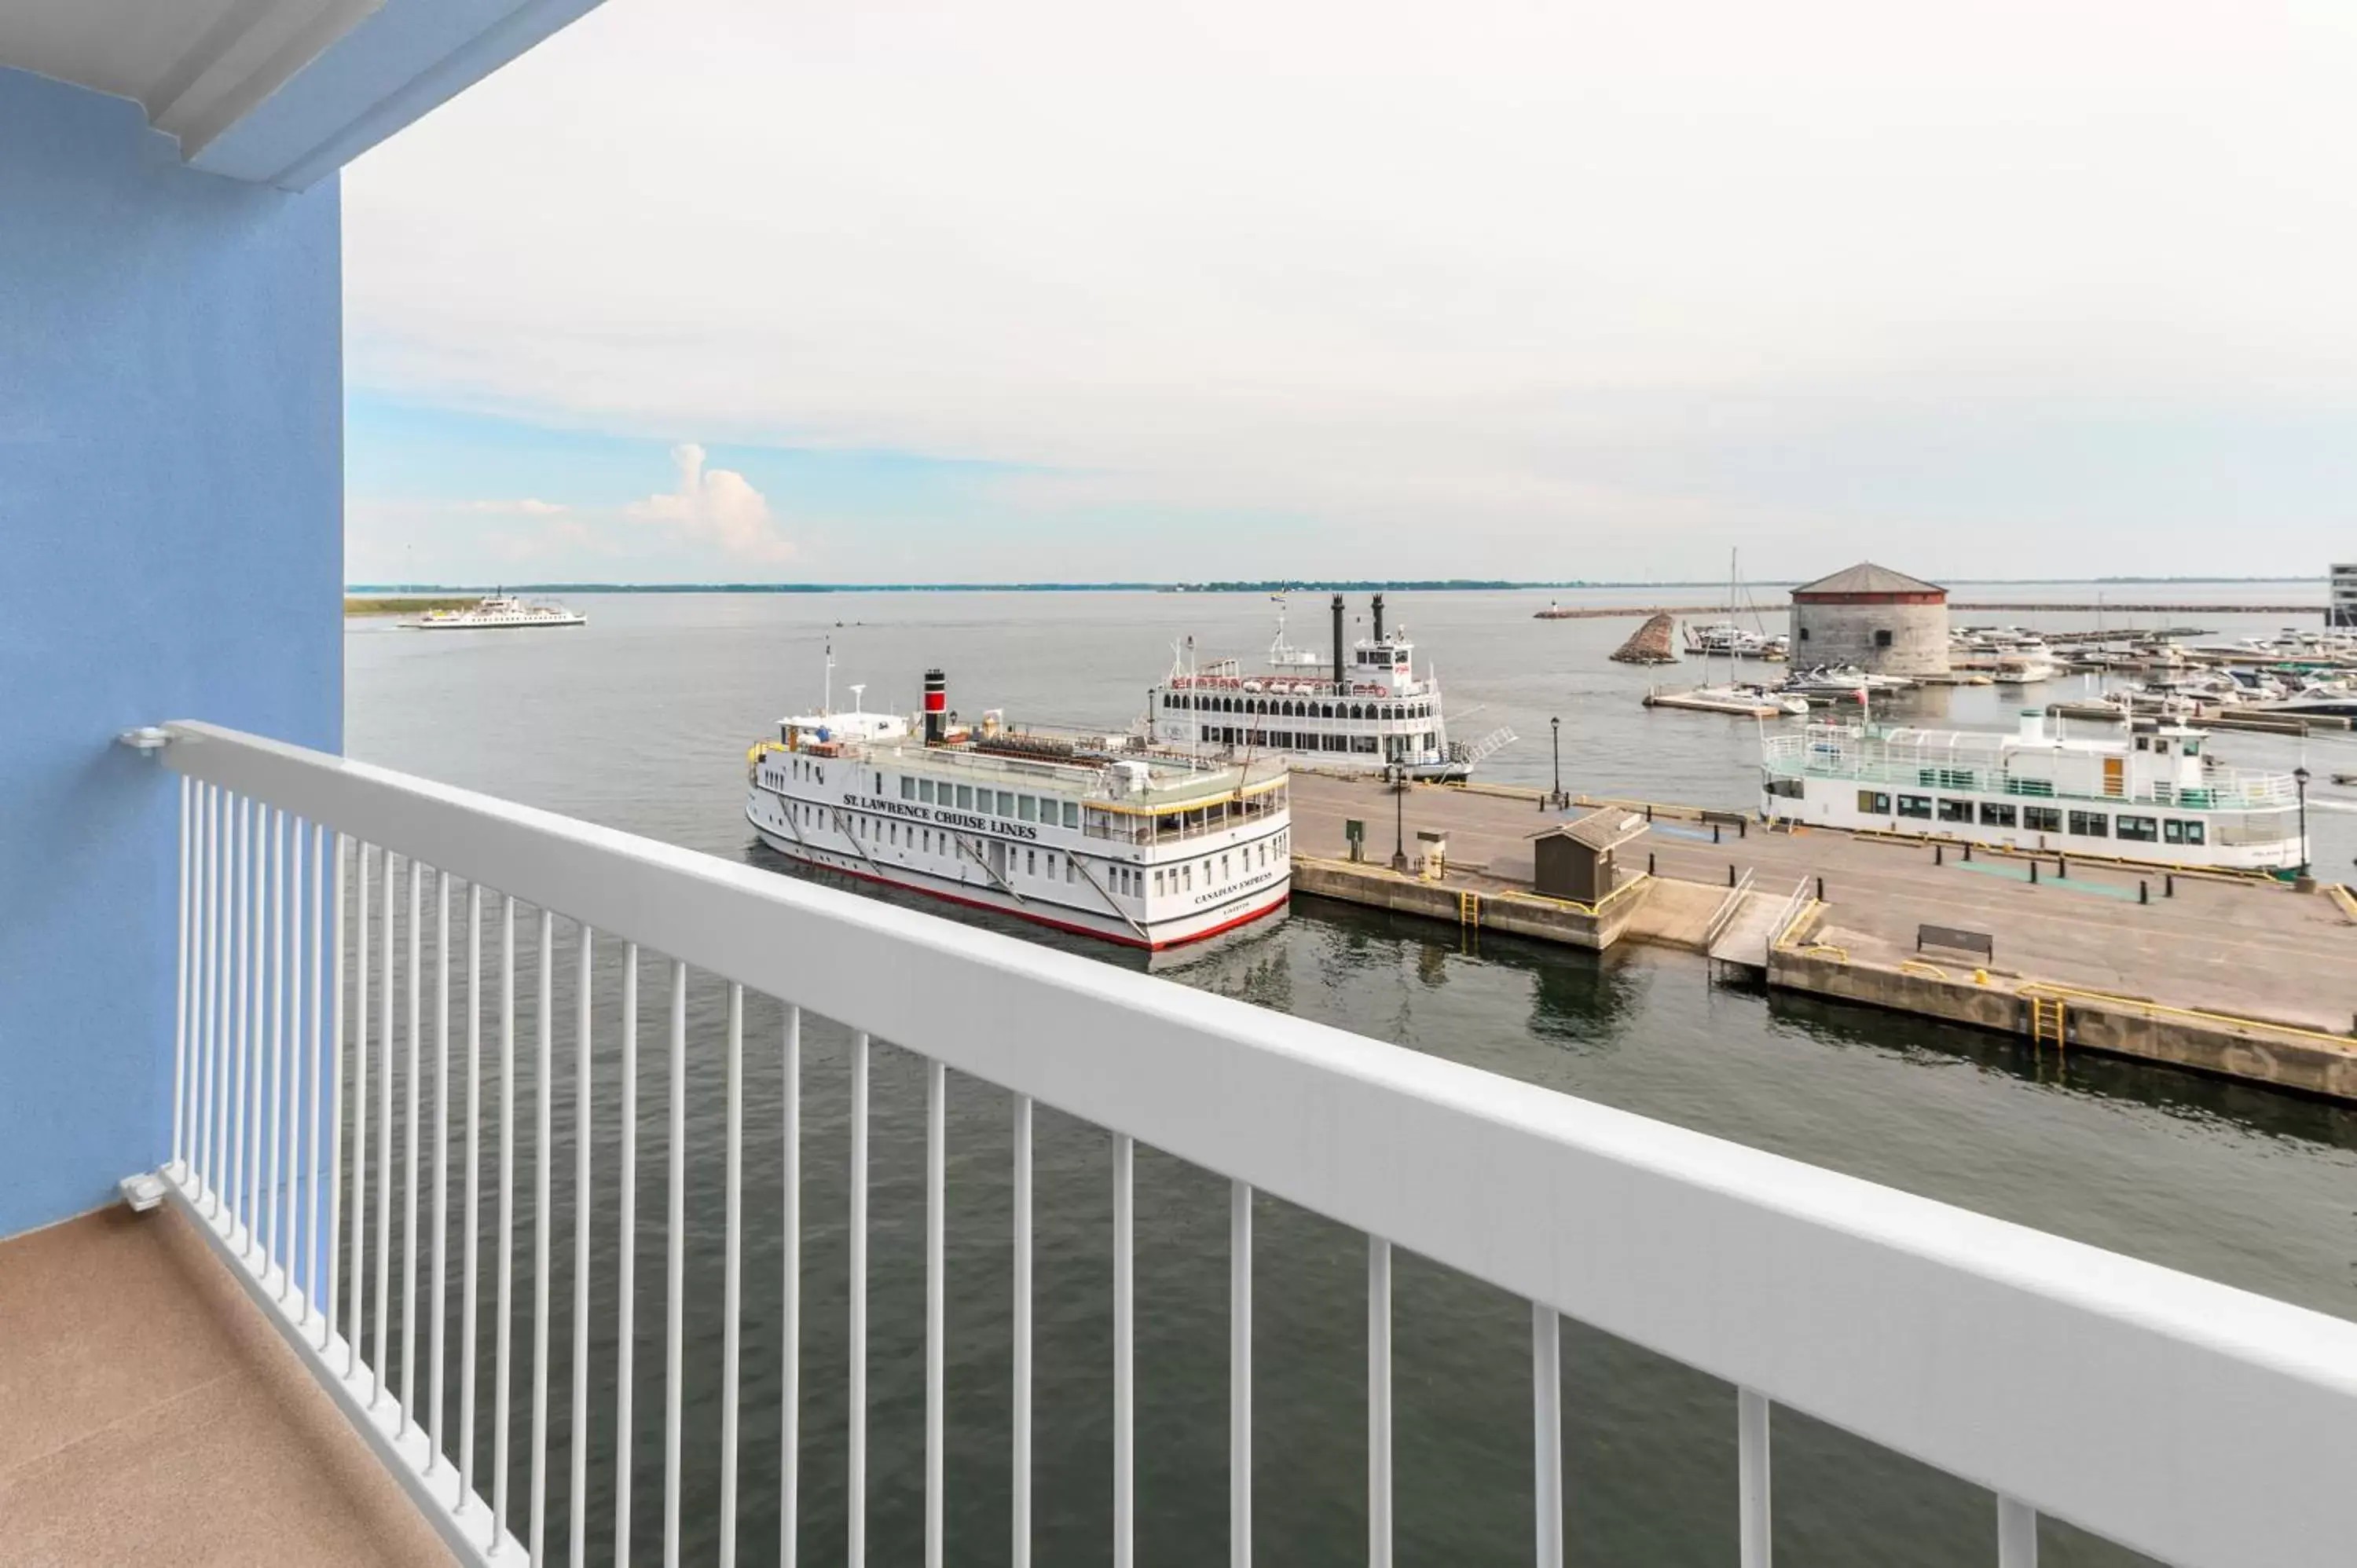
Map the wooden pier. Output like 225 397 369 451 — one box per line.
1285 771 2357 1102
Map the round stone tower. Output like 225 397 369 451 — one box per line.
1789 562 1950 675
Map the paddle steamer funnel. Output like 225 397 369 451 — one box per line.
1332 594 1346 684
1373 593 1386 640
924 668 948 743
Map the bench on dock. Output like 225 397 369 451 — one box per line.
1917 924 1994 962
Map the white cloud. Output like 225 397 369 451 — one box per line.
344 0 2357 576
467 497 570 515
624 443 794 564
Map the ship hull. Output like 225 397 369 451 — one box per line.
746 804 1289 951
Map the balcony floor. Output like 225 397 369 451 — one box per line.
0 1203 452 1566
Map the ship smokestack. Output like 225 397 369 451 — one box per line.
1332 593 1346 685
1373 593 1385 641
924 668 948 744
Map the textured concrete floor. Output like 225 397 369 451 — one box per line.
0 1203 453 1567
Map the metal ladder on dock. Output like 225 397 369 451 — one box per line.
1458 889 1481 931
2029 995 2067 1052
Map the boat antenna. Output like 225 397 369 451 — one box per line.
823 639 834 716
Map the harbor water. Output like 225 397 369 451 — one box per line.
347 587 2357 1566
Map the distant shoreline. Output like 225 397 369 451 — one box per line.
346 576 2325 596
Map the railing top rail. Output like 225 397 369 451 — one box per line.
159 720 2357 1568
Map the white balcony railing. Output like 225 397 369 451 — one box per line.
150 720 2357 1567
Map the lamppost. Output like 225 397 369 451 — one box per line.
1390 761 1409 872
2294 764 2311 880
1550 715 1563 808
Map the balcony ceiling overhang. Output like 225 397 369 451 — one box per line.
0 0 607 190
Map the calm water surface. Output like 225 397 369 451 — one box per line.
346 588 2357 1566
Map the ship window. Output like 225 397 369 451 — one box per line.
1063 800 1080 829
1222 854 1231 880
951 784 969 810
998 790 1017 816
1936 799 1973 823
2116 815 2158 843
2025 806 2063 833
1183 865 1192 889
1027 849 1036 876
900 776 915 800
919 779 935 804
1068 860 1077 883
1154 869 1165 895
2164 819 2186 844
1018 795 1038 822
1875 629 1893 648
1798 627 1811 641
1895 794 1933 819
1047 853 1057 877
875 772 884 793
1352 735 1379 753
2179 820 2206 845
1856 790 1891 815
2068 810 2110 837
1767 777 1803 798
1978 802 2017 828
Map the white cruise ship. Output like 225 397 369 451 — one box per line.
1761 711 2308 874
1142 594 1512 782
746 668 1291 950
402 592 586 629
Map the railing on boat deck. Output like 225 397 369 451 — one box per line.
149 718 2357 1567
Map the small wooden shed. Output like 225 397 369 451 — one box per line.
1530 811 1650 904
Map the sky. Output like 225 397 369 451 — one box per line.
344 0 2357 584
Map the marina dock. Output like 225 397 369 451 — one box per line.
1285 771 2357 1101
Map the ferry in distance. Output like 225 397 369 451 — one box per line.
746 664 1292 950
1761 709 2309 874
402 592 586 630
1141 593 1514 782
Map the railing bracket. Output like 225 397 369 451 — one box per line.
116 726 173 753
119 1171 167 1212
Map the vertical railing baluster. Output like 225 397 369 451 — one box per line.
493 895 515 1554
617 945 640 1563
376 854 394 1403
1997 1497 2037 1567
1012 1094 1032 1568
267 810 284 1272
233 797 250 1239
664 962 687 1568
217 792 233 1218
210 786 226 1199
849 1030 870 1568
461 883 482 1511
322 830 343 1350
1113 1132 1134 1568
1532 1305 1562 1568
1739 1387 1772 1568
530 909 553 1566
1368 1237 1392 1568
173 776 191 1176
780 1005 799 1568
1231 1181 1252 1568
280 818 303 1303
571 929 596 1568
350 843 371 1379
247 798 265 1251
404 861 422 1434
924 1056 944 1568
197 786 217 1207
721 983 745 1568
433 872 451 1473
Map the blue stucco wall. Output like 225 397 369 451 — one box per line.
0 68 343 1237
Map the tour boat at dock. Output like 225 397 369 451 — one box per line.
1142 594 1513 782
747 666 1292 950
1760 710 2308 873
402 592 585 630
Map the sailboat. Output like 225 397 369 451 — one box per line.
1681 549 1788 661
